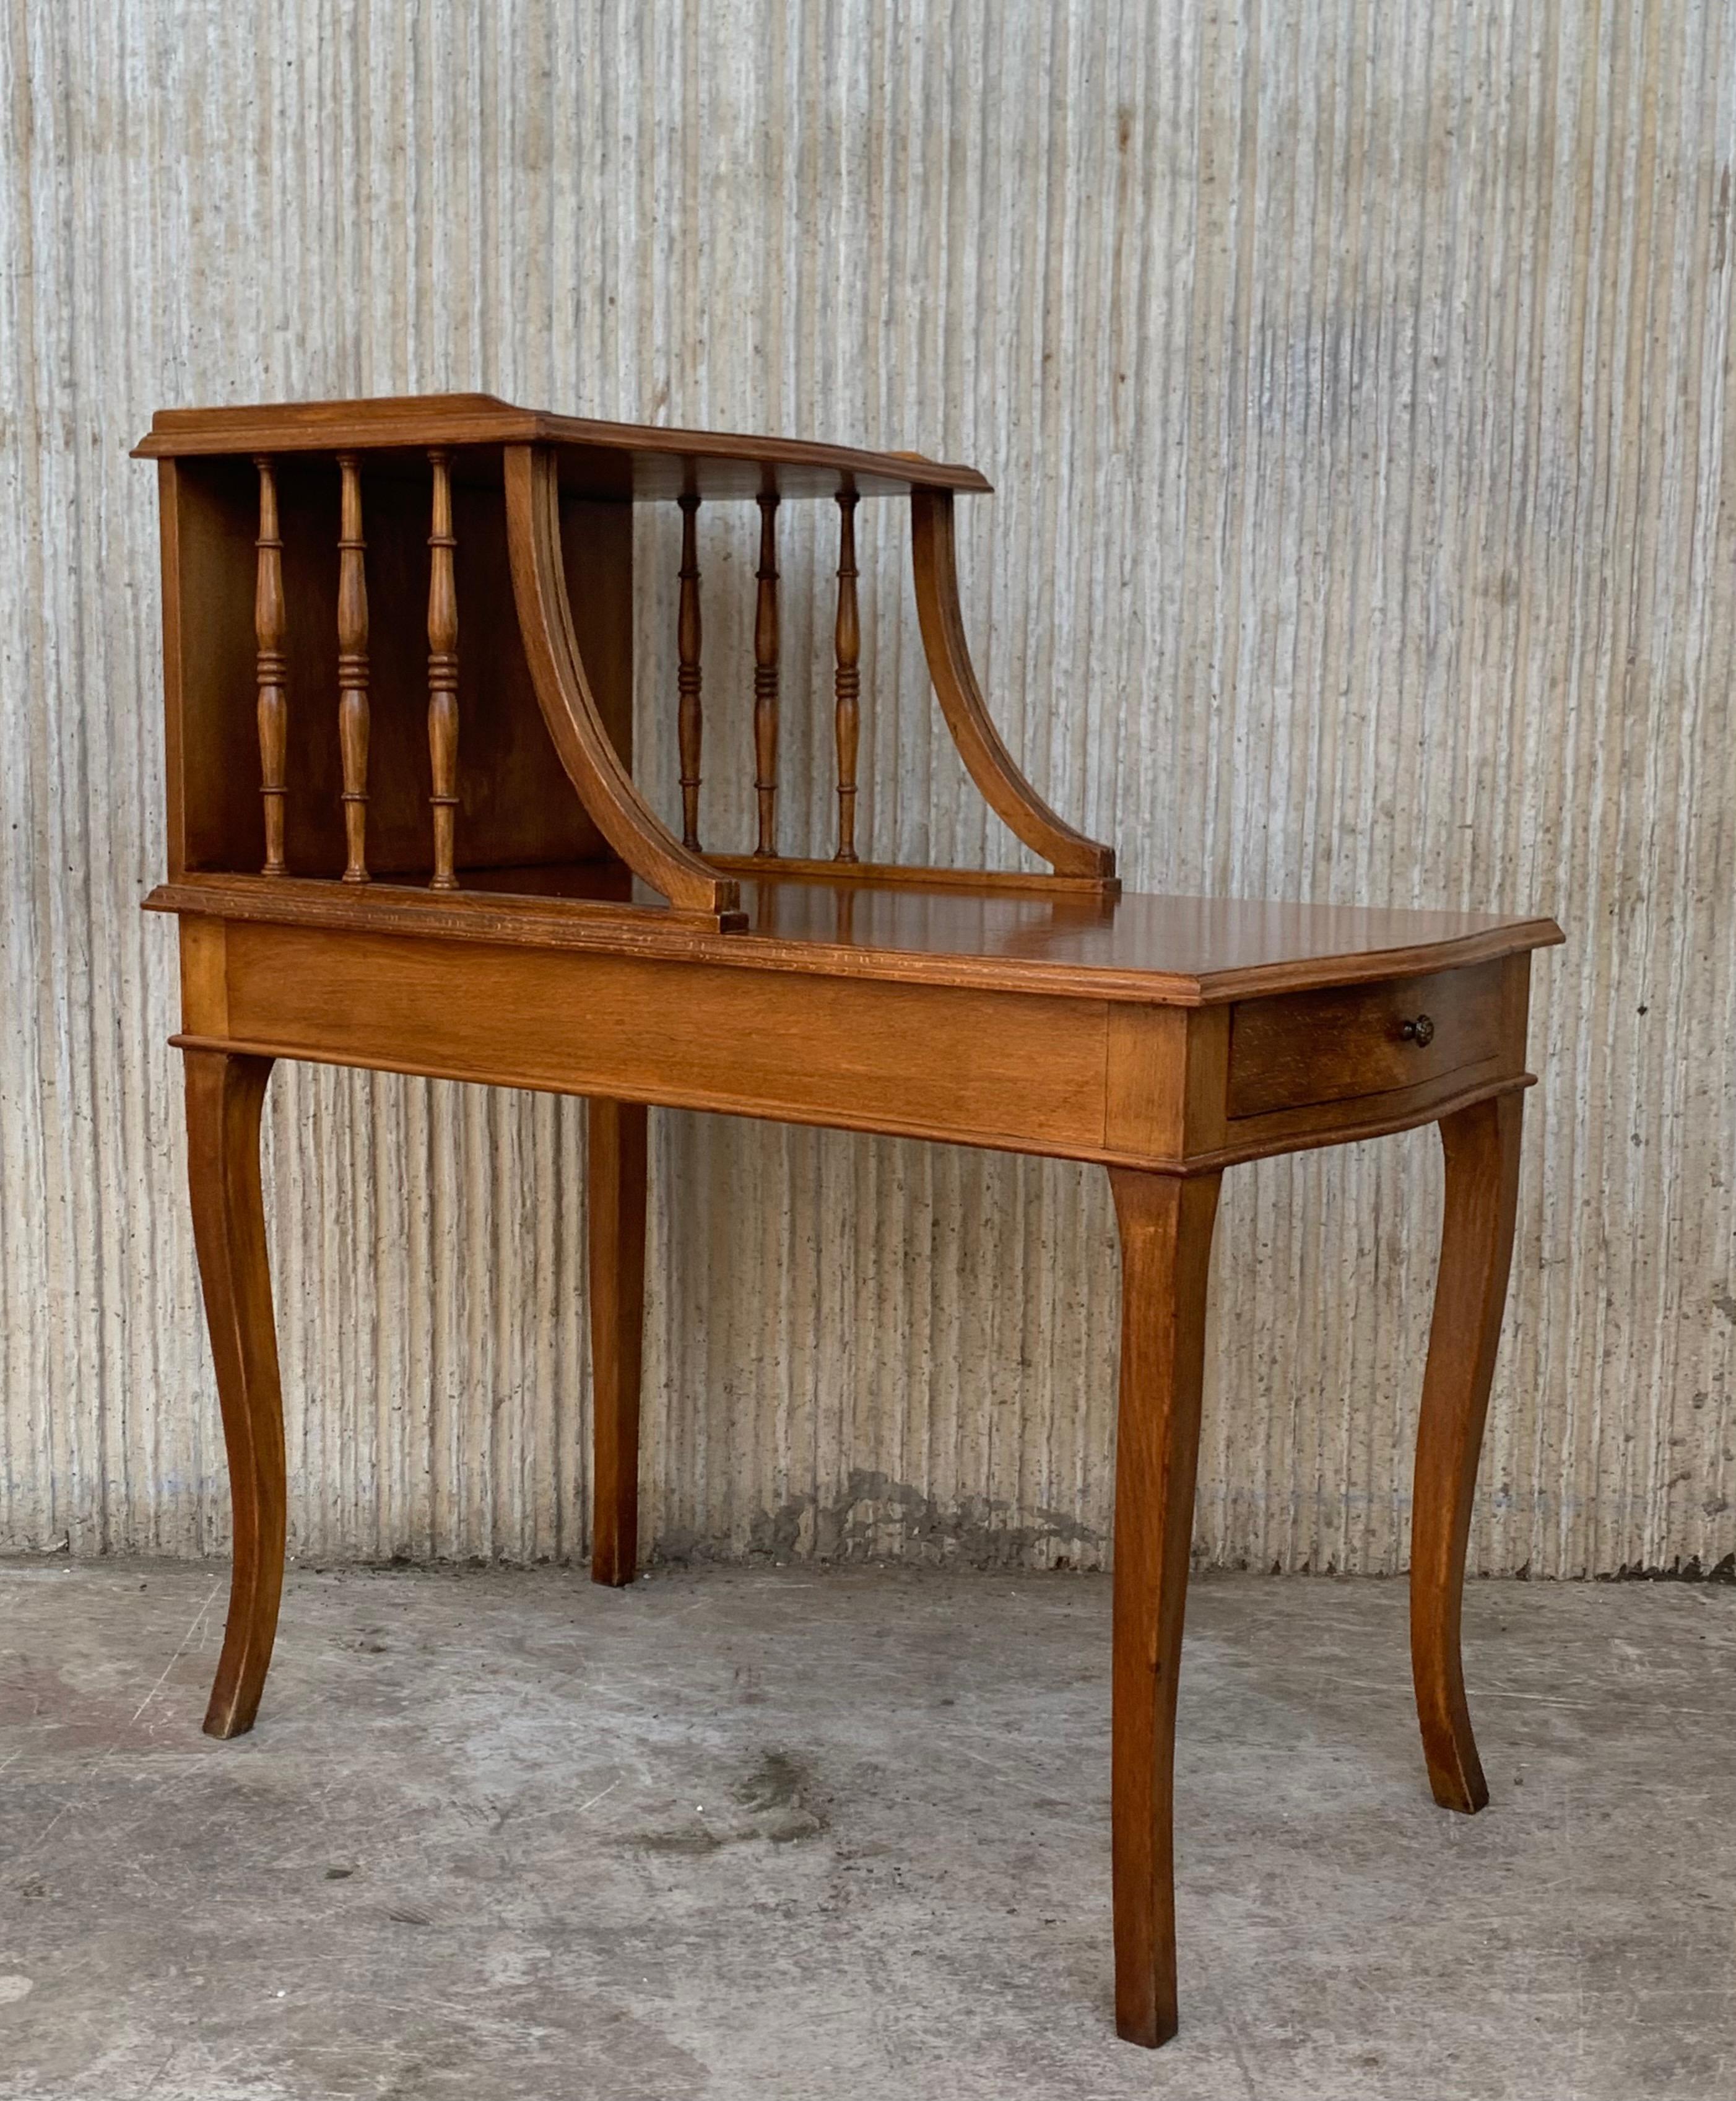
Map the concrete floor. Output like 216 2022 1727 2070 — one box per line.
0 1563 1731 2101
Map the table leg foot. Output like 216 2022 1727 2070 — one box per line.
1411 1091 1522 1814
1108 1167 1222 2048
588 1098 648 1586
184 1049 285 1740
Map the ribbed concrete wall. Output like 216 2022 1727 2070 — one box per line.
1 1 1731 1578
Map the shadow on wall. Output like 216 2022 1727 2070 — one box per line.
651 1468 1106 1570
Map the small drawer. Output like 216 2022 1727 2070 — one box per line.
1226 962 1506 1120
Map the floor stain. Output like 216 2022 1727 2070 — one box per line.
733 1749 825 1843
630 1748 827 1853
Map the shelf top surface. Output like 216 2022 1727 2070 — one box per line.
133 393 993 500
152 865 1565 1004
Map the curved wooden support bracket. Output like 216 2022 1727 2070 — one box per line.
910 489 1117 884
505 445 742 926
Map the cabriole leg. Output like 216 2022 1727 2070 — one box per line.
588 1098 648 1586
1108 1166 1222 2048
1411 1090 1523 1812
184 1048 285 1740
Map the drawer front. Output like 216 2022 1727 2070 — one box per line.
1226 961 1506 1120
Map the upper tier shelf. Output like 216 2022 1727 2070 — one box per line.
132 393 994 502
139 393 1113 920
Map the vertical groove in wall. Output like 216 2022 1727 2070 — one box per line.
0 1 1730 1578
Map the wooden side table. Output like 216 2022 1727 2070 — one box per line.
136 395 1561 2047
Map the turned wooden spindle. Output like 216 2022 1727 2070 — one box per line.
253 458 288 876
426 450 459 890
676 494 703 851
752 491 780 858
833 487 861 863
335 455 370 884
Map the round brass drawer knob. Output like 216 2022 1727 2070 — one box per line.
1400 1014 1436 1047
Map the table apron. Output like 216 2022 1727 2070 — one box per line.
184 916 1118 1157
172 916 1534 1172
